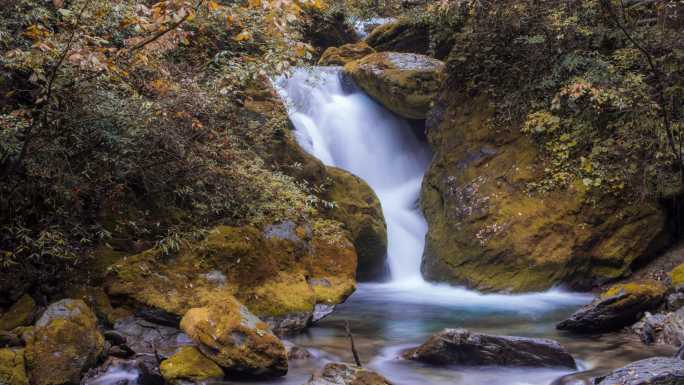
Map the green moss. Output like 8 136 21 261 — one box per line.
160 346 223 382
0 295 36 332
0 348 28 385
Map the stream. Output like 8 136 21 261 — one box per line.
260 67 675 385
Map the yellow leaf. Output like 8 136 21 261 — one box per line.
234 30 251 42
208 0 220 10
294 45 306 57
248 0 261 8
226 14 235 26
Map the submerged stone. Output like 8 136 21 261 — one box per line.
404 328 576 368
305 363 393 385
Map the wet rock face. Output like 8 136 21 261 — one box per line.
633 307 684 347
180 298 288 377
556 280 667 333
113 316 195 359
318 42 376 66
593 357 684 385
403 329 576 369
420 90 668 292
344 52 444 119
365 19 429 55
25 299 104 385
323 167 388 281
305 363 393 385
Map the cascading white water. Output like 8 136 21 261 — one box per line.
277 67 431 283
276 67 592 310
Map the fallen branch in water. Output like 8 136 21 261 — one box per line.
345 320 362 367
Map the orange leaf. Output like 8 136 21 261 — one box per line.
208 0 220 11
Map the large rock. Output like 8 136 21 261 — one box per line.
403 328 576 368
180 298 288 377
305 363 393 385
0 348 28 385
344 52 444 119
633 307 684 346
593 357 684 385
0 295 37 331
318 42 376 66
365 19 429 55
106 221 357 334
160 346 224 383
25 299 104 385
421 91 669 292
557 280 667 333
324 167 387 280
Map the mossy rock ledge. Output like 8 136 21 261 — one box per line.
344 52 444 120
365 19 430 55
420 91 669 292
106 221 358 335
556 280 667 333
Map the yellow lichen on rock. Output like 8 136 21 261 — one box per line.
160 346 224 383
670 263 684 286
420 93 667 292
25 299 104 385
0 295 36 332
601 280 668 301
0 348 28 385
318 42 376 66
106 221 358 326
180 298 288 377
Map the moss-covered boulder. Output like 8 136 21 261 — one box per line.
106 221 356 334
557 280 667 333
0 295 36 332
160 346 224 383
318 42 376 66
0 348 28 385
365 19 429 55
344 52 444 119
25 299 104 385
421 93 669 292
671 263 684 286
180 299 287 377
305 363 393 385
323 167 387 280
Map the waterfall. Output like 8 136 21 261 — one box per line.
277 67 431 284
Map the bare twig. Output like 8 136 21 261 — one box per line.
127 0 205 53
345 320 362 367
